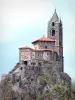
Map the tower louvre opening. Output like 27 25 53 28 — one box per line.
52 22 55 26
52 30 55 36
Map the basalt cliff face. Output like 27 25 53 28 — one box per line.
2 61 71 100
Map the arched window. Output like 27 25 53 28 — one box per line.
52 30 55 36
52 22 55 26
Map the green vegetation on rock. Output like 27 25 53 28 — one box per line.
53 84 71 100
39 74 51 85
36 92 52 100
8 80 12 88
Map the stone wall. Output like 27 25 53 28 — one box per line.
33 41 55 50
19 48 32 61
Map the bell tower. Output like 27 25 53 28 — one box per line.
47 9 64 72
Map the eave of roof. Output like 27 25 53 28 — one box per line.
33 49 56 52
19 46 32 49
32 37 56 44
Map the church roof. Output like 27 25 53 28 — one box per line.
19 46 32 49
32 36 55 44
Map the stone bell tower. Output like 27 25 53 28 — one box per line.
47 9 64 72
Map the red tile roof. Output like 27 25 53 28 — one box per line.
32 37 56 44
19 46 32 49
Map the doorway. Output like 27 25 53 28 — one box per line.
24 61 28 65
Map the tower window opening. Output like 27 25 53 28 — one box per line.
59 42 62 46
52 30 55 36
52 22 55 26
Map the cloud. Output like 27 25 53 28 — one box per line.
0 0 52 43
0 26 12 42
63 15 75 55
0 0 52 26
63 14 75 81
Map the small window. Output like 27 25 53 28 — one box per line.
52 22 55 26
38 63 41 66
52 30 55 36
21 67 23 70
45 46 47 49
59 42 62 46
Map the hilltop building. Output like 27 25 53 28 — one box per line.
8 9 65 83
19 9 63 72
4 10 71 100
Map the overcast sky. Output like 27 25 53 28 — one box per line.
0 0 75 81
